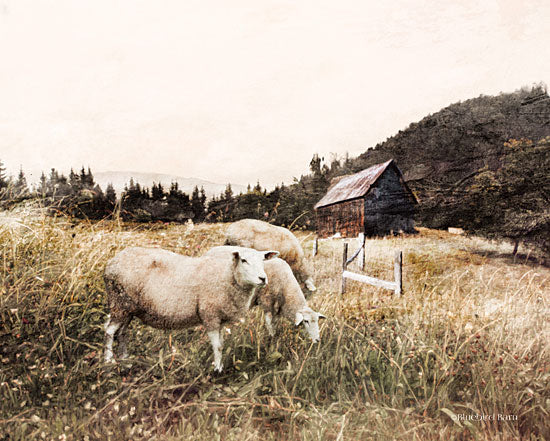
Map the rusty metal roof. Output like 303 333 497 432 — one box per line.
314 159 395 209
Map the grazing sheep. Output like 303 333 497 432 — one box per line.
103 246 278 372
225 219 317 292
206 246 326 342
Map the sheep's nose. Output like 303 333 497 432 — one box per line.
259 276 266 285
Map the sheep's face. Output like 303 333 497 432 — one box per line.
295 307 326 342
232 249 279 288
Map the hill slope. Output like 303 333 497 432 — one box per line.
349 85 550 228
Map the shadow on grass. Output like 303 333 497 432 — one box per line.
469 248 549 268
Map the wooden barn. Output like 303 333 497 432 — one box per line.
314 159 418 238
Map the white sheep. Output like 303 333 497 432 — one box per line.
225 219 317 292
103 246 278 372
206 246 326 342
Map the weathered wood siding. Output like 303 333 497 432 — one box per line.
314 161 417 238
315 199 364 238
364 165 416 236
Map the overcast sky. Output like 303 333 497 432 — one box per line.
1 0 549 188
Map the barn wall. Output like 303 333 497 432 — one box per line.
315 199 364 238
364 166 416 236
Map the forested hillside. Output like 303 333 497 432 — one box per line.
346 85 550 253
351 85 548 216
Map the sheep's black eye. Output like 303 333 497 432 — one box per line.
241 258 248 264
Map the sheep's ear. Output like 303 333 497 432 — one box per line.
318 313 326 320
263 251 279 260
295 312 304 326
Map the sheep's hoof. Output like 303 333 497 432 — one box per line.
104 351 116 363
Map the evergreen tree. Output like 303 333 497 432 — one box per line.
122 178 147 214
200 187 207 212
165 181 190 220
151 182 164 201
79 167 88 189
253 181 261 194
86 166 95 188
217 184 235 221
0 159 7 190
169 181 180 196
88 184 106 218
224 184 233 201
55 173 71 196
46 168 60 196
39 172 47 196
206 195 219 222
69 168 80 189
191 186 206 222
309 154 322 176
105 183 117 211
14 166 28 196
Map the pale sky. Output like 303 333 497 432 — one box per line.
1 0 549 188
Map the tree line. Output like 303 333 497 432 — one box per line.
3 136 547 258
0 152 356 229
0 165 117 219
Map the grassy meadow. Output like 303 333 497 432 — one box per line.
1 204 549 440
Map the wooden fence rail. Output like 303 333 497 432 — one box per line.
341 240 402 297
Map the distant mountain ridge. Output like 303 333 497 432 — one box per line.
93 171 247 198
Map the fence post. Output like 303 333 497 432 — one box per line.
341 242 348 295
360 234 366 271
394 250 402 297
313 237 318 257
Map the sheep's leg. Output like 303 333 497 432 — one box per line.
207 329 223 373
218 328 225 347
116 317 133 360
104 314 122 363
265 312 275 337
246 287 258 310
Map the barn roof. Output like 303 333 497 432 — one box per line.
314 159 407 209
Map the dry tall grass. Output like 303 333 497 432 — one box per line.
1 205 549 440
